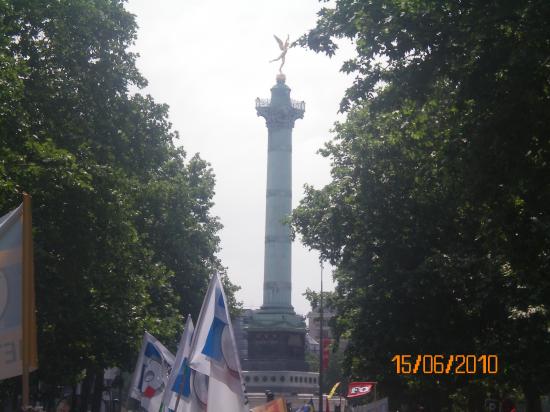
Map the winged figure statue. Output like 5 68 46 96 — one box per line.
270 34 290 74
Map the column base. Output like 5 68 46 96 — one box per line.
244 309 309 372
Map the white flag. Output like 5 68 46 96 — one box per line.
161 316 208 412
188 274 248 412
129 332 175 412
0 203 39 380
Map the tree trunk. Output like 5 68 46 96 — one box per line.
524 385 542 412
91 369 104 412
466 385 484 412
79 372 93 412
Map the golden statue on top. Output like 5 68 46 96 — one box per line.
270 34 290 74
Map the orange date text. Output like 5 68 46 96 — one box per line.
391 354 498 375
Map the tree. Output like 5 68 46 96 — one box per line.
0 1 236 409
303 289 345 393
293 1 550 410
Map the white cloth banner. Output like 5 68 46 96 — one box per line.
354 398 389 412
129 332 175 412
188 274 248 412
0 204 24 380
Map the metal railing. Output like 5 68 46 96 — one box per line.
292 99 306 111
255 98 306 112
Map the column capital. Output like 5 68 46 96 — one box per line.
256 105 304 129
255 79 305 130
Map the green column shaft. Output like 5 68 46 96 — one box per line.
256 76 304 311
263 126 292 308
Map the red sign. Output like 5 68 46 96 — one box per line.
322 338 332 369
347 382 376 398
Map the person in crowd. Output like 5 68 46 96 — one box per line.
55 399 71 412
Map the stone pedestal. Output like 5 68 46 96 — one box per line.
243 311 309 372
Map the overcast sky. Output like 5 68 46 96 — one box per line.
125 0 355 315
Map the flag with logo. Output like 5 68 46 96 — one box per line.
161 316 208 412
188 274 248 412
129 332 175 412
0 199 38 381
347 382 376 398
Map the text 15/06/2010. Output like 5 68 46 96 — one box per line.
391 354 498 375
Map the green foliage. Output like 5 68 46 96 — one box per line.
0 0 236 406
305 351 319 373
324 347 344 394
294 0 550 410
303 288 336 311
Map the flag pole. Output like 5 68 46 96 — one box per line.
318 260 324 412
22 193 34 409
167 315 194 412
173 368 186 412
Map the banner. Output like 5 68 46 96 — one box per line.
347 382 376 398
0 201 38 381
251 398 287 412
129 332 175 412
357 398 388 412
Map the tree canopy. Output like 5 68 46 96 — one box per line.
293 0 550 410
0 0 235 409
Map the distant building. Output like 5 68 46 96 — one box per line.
307 307 335 343
305 332 319 354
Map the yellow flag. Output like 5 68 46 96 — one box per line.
328 382 341 400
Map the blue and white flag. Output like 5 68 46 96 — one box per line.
129 332 175 412
161 316 208 412
188 274 248 412
0 205 23 380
